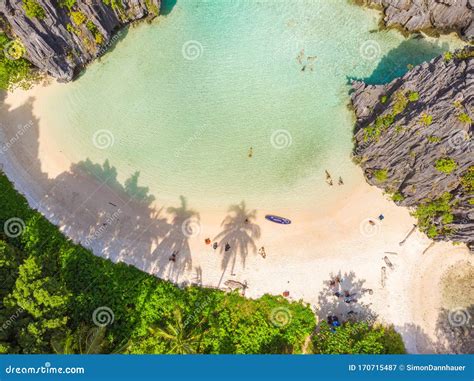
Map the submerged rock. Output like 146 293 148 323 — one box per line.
0 0 161 81
358 0 473 41
351 46 473 249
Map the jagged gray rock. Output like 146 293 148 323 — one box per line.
351 47 473 249
0 0 160 81
359 0 473 41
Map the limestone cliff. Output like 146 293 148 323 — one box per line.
0 0 160 81
357 0 473 41
351 47 473 249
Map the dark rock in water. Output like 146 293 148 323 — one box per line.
358 0 473 41
0 0 160 81
351 46 473 249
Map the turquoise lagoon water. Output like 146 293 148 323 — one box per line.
36 0 460 213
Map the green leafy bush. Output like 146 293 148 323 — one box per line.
0 34 35 91
22 0 46 19
435 158 457 174
458 113 472 124
311 322 405 354
373 169 388 182
70 11 87 25
412 192 454 239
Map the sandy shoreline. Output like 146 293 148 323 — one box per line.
1 83 472 353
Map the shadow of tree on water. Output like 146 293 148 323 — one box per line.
214 201 260 281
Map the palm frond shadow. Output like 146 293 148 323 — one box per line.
214 201 261 279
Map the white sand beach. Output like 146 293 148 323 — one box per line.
1 83 472 353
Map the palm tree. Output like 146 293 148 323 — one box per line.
148 309 206 354
214 201 261 276
51 325 129 354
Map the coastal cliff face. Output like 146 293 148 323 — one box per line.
0 0 160 81
358 0 474 41
351 47 473 249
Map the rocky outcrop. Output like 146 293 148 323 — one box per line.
351 47 473 249
358 0 474 41
0 0 160 81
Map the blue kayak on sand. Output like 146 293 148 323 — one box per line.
265 215 292 225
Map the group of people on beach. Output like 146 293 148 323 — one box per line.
325 170 343 186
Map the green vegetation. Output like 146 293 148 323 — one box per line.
435 157 457 174
86 21 104 45
363 91 418 142
391 192 405 202
460 167 474 194
70 11 87 25
373 169 388 183
0 34 36 91
408 91 419 102
420 113 433 126
412 192 455 239
311 322 405 354
380 95 387 104
22 0 46 19
59 0 77 9
0 172 404 354
426 135 441 144
445 48 474 61
458 113 472 125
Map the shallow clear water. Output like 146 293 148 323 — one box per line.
36 0 459 212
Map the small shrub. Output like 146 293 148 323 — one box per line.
22 0 46 19
458 113 472 124
435 158 457 174
391 192 404 202
408 92 419 102
426 135 441 144
374 169 388 183
70 11 87 25
412 192 454 239
444 51 453 62
380 95 388 104
460 167 474 194
420 113 433 126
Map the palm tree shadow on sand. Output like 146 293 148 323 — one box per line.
150 196 198 282
214 201 261 285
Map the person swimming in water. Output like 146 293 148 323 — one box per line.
248 147 253 158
